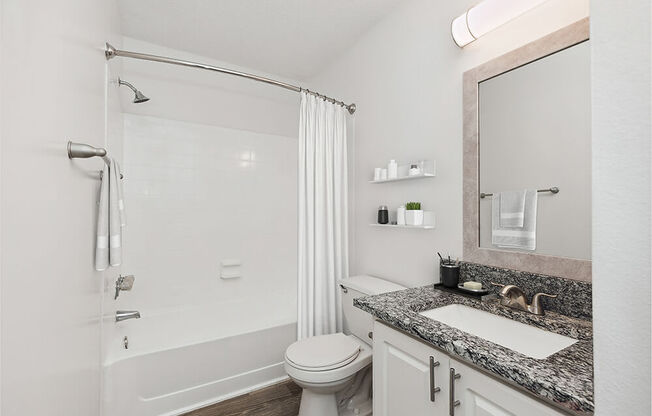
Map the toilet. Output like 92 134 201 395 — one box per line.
284 275 406 416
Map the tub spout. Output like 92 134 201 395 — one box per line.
116 310 141 322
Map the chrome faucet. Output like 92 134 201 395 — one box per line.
116 310 141 322
490 283 557 315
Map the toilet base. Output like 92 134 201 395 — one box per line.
298 388 339 416
340 399 372 416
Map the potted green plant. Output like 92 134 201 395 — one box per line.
405 202 423 225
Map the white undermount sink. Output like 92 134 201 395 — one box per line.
419 304 577 359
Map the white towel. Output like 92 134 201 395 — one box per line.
95 158 125 271
499 190 526 228
492 189 538 250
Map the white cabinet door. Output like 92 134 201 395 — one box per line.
373 322 449 416
449 358 565 416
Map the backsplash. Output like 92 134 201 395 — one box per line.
460 262 592 320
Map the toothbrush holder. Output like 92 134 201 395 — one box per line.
440 262 461 288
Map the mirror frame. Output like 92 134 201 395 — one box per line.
463 18 591 282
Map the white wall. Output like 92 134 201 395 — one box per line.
591 0 652 414
308 0 589 288
0 0 121 414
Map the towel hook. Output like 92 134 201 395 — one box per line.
67 140 123 179
67 141 107 159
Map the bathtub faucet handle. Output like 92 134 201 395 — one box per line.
115 274 135 300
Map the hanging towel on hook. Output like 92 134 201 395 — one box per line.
95 158 125 271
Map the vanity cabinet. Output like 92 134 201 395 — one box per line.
373 321 449 415
450 358 565 416
373 322 566 416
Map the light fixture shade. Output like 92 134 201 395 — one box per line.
452 0 550 48
451 13 475 47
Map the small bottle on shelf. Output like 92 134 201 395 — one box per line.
396 205 406 225
387 159 398 179
377 206 389 224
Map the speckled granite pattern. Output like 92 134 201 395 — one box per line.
461 261 593 320
355 286 594 415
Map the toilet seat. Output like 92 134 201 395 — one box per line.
284 335 372 385
285 333 361 372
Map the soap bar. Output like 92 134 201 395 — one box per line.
463 281 482 290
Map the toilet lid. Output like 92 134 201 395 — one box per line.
285 333 361 371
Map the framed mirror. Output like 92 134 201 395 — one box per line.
463 18 591 281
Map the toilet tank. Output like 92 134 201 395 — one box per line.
339 275 406 346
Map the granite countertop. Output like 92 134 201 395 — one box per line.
355 286 594 415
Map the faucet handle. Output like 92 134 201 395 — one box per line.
534 292 558 299
115 275 135 300
529 292 558 315
118 275 135 290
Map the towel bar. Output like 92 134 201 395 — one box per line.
480 187 559 199
68 141 124 179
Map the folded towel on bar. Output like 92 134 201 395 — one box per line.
499 189 527 228
95 158 125 271
492 189 537 251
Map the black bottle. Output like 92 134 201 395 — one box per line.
377 205 389 224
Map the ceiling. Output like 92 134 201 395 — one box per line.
117 0 403 81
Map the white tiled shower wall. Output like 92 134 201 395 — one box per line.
120 113 298 317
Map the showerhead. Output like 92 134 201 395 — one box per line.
118 78 150 103
132 90 150 103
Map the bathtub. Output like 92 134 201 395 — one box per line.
103 295 296 416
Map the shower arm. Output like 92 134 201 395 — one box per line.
104 43 356 115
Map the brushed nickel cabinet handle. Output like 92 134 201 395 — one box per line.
449 368 461 415
429 356 441 402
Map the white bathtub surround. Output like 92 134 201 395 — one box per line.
120 113 297 312
298 92 350 340
96 158 126 270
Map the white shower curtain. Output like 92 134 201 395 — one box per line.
297 92 349 340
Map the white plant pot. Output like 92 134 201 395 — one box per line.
405 210 424 226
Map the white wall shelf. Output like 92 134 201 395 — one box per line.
370 160 436 184
369 172 434 184
369 223 435 229
371 211 435 229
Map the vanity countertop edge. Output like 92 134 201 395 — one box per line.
354 286 594 415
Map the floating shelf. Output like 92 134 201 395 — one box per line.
369 160 436 184
370 172 434 184
369 223 435 229
370 211 435 229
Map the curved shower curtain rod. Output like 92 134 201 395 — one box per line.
105 43 357 115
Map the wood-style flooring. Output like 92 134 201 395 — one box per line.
182 379 302 416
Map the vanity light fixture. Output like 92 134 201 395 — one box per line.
451 0 550 47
